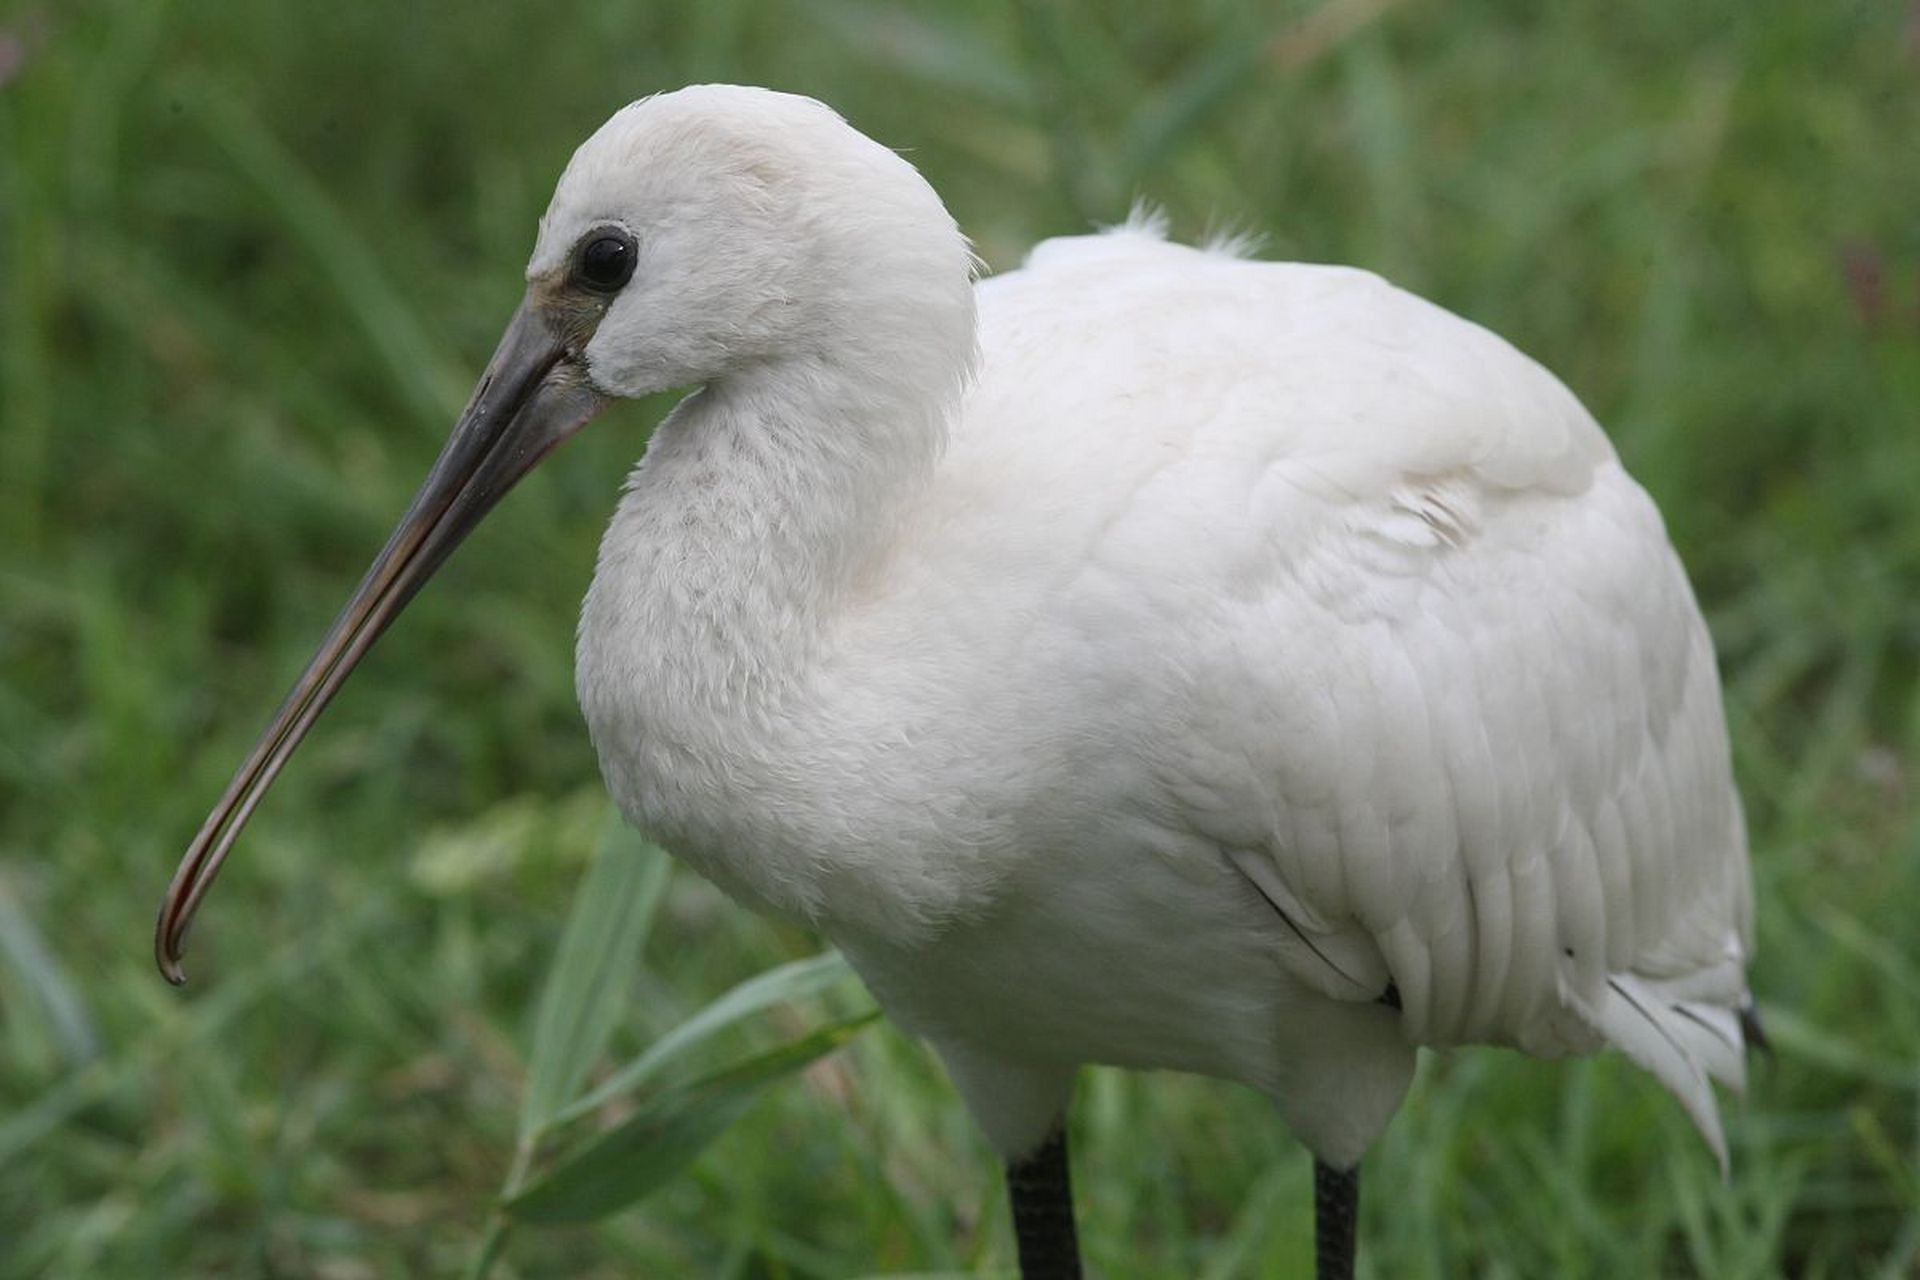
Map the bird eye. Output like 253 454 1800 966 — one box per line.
576 231 636 292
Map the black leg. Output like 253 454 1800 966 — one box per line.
1007 1128 1081 1280
1314 1158 1359 1280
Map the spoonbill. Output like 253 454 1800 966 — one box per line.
158 85 1758 1278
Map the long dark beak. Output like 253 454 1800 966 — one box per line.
156 299 605 984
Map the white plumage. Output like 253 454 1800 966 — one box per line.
159 84 1757 1271
559 89 1754 1169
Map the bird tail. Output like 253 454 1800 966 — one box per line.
1571 965 1753 1173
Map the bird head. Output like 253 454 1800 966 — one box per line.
154 85 969 981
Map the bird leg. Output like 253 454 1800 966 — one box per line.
1314 1158 1360 1280
1007 1127 1081 1280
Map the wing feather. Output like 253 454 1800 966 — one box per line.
1216 458 1754 1147
982 240 1754 1151
1183 374 1747 1148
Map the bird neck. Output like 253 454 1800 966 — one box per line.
582 313 974 702
573 246 977 932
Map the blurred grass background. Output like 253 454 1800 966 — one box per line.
2 0 1917 1275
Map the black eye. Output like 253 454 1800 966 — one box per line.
577 231 636 292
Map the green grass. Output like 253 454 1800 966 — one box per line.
3 0 1918 1274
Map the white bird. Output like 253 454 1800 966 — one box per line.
158 85 1758 1278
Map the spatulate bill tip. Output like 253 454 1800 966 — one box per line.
154 913 191 985
156 948 189 985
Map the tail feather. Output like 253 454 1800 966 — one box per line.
1575 972 1755 1174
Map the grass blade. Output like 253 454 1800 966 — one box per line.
556 949 860 1125
802 0 1026 106
0 874 99 1067
0 898 395 1164
174 76 470 425
517 821 671 1141
506 1011 878 1225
